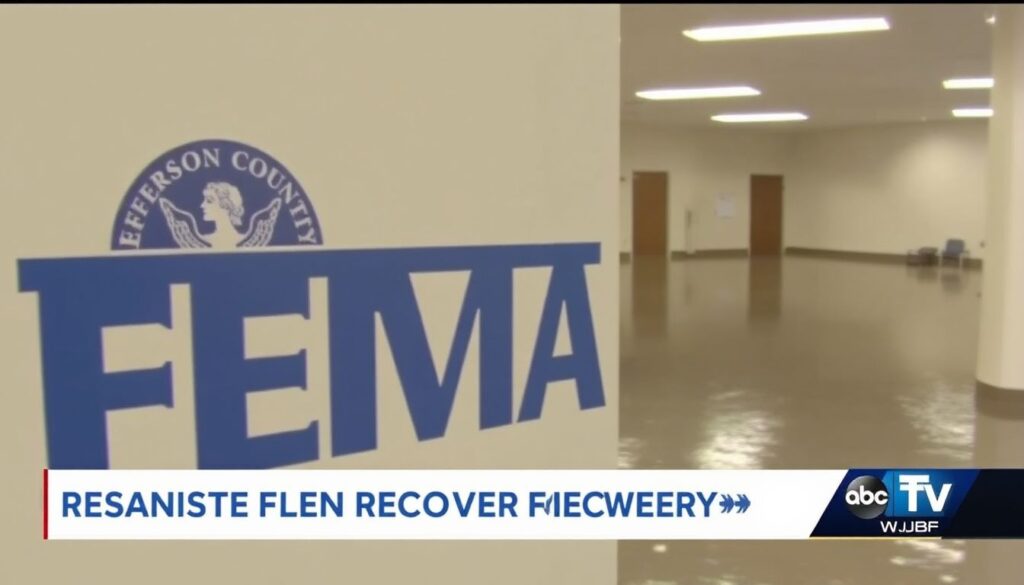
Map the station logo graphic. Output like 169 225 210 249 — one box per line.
111 139 322 250
844 471 954 520
844 475 889 519
814 469 985 538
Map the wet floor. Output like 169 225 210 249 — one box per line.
618 255 1024 585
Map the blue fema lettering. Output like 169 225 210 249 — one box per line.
18 244 605 469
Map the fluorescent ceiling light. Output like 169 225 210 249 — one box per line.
636 86 761 100
712 112 808 123
943 77 994 89
683 17 890 42
952 108 993 118
986 15 996 25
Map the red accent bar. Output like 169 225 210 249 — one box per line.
43 468 48 540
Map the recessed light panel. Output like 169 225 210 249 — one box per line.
635 86 761 100
952 108 993 118
684 18 890 42
711 112 809 123
943 78 994 90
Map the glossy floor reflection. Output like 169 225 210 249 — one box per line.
619 256 1024 585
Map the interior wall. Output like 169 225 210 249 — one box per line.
1 5 619 585
786 120 988 258
621 120 988 259
620 123 794 254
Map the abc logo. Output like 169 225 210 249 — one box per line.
844 475 889 519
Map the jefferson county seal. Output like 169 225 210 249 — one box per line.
111 139 322 250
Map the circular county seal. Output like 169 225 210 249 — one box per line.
111 139 322 250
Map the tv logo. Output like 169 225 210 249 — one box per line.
889 472 952 518
844 472 953 519
844 475 888 519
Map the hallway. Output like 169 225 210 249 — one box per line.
619 256 1024 585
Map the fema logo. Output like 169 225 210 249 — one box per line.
111 139 322 250
844 475 889 519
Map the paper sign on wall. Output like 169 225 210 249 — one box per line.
715 194 735 218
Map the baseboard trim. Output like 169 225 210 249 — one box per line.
785 247 904 264
976 381 1024 419
619 247 981 267
785 246 982 269
671 249 749 260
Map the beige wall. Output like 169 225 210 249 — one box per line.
620 123 794 253
621 120 988 259
977 5 1024 390
0 5 619 584
787 120 988 258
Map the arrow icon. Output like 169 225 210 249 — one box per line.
719 494 735 514
736 494 751 513
717 494 750 514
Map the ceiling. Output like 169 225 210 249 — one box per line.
621 4 994 129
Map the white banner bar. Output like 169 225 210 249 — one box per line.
46 470 846 540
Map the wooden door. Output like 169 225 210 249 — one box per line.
632 171 668 256
750 174 783 256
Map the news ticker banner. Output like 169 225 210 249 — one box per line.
44 469 1024 540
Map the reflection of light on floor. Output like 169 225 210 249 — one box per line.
895 379 974 462
618 437 645 469
695 389 780 469
618 257 1012 585
890 540 966 569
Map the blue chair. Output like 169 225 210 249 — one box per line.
940 238 969 268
